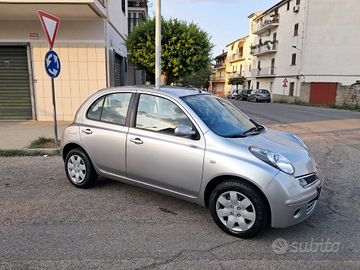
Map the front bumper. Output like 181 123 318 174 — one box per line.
265 168 324 228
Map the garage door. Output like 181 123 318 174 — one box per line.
309 82 337 105
0 46 32 120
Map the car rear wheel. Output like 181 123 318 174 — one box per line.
65 148 97 188
209 180 268 238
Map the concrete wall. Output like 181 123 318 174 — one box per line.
336 82 360 105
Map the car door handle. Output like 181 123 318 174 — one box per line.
130 138 143 144
82 129 93 135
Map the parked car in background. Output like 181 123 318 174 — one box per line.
248 89 271 102
61 86 323 239
236 90 252 101
227 89 240 99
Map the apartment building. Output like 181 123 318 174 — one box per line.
225 36 248 93
249 0 360 104
0 0 128 121
209 52 227 95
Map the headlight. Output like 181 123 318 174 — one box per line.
249 147 294 175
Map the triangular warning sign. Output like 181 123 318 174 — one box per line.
38 10 60 49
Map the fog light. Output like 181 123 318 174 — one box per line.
293 208 301 218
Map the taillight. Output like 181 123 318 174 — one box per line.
256 94 261 97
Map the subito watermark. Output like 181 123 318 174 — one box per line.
272 238 341 254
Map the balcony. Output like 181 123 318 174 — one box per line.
227 53 245 63
251 67 276 77
128 17 146 33
252 14 279 35
0 1 107 19
214 63 226 69
128 0 149 12
251 41 278 56
227 71 244 78
209 76 226 82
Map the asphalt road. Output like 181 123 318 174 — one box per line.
1 102 360 269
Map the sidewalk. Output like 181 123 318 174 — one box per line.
0 121 72 150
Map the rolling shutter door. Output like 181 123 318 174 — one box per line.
0 46 32 120
115 54 122 86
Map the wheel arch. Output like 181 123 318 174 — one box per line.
62 143 87 162
203 175 271 222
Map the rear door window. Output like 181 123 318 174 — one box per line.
86 93 132 125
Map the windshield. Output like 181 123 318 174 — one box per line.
181 94 258 137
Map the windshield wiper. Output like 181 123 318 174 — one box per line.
227 132 246 138
243 125 264 135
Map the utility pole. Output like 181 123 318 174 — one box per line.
155 0 161 89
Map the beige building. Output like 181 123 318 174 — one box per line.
0 0 128 121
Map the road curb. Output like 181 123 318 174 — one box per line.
26 148 60 154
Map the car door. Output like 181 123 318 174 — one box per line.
80 92 133 177
126 93 205 197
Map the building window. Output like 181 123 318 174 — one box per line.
289 82 295 96
296 0 301 5
294 23 299 36
256 82 260 89
122 0 125 13
287 1 290 10
291 53 297 65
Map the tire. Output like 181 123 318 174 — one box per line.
267 100 271 103
65 148 97 188
247 97 250 102
209 180 268 239
253 98 257 103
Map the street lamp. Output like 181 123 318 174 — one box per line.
292 45 301 52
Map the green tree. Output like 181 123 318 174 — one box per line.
125 17 213 85
180 66 211 89
228 77 245 86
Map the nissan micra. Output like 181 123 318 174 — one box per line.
60 86 324 238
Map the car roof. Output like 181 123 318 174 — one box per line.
96 85 210 98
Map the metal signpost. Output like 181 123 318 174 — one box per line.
282 78 288 99
38 10 60 142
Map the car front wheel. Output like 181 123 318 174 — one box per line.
209 180 268 238
65 148 97 188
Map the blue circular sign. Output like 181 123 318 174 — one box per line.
45 50 61 78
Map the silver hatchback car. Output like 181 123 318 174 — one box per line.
61 86 324 238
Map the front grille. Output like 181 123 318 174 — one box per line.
297 173 319 188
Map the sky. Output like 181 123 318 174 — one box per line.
148 0 281 58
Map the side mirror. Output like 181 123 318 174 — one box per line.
174 126 196 137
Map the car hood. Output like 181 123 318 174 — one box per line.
227 127 317 177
